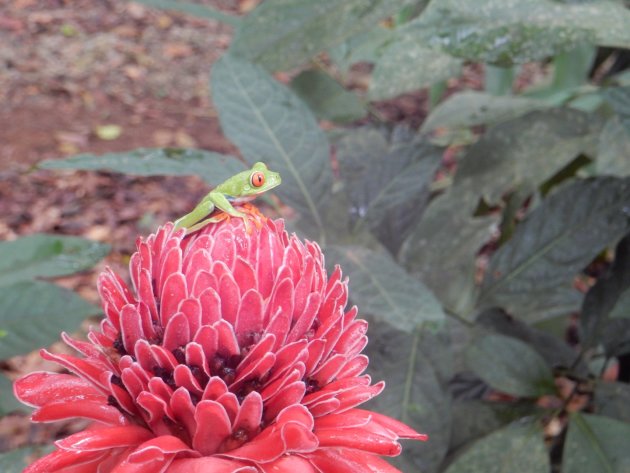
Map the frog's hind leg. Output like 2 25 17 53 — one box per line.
184 213 230 234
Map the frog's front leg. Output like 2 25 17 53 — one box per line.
211 193 252 233
173 197 216 230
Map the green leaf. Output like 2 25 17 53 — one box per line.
581 233 630 351
0 281 98 358
477 308 582 373
0 373 24 415
445 422 549 473
455 108 602 205
39 148 244 186
480 177 630 322
339 254 432 316
290 70 366 123
326 246 445 332
368 38 461 100
133 0 240 26
0 446 54 473
230 0 420 71
404 0 630 66
602 86 630 133
0 234 110 287
336 126 441 252
563 413 630 473
597 117 630 177
594 382 630 423
466 334 555 397
610 288 630 319
365 321 451 472
211 54 332 241
328 27 393 73
450 401 542 452
400 187 497 316
421 91 549 132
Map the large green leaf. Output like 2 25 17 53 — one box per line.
0 281 98 358
466 334 556 398
365 321 451 472
336 126 441 252
230 0 420 71
597 117 630 177
456 108 601 205
421 91 549 132
400 186 497 316
290 70 366 123
444 422 549 473
133 0 240 26
404 0 630 66
594 382 630 424
0 446 54 473
369 38 461 100
0 234 110 287
326 246 445 332
40 148 244 186
480 178 630 322
563 413 630 473
0 373 24 415
328 27 393 73
211 54 332 241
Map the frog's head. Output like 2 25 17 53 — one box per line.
220 162 281 200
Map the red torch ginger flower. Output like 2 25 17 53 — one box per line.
15 214 426 472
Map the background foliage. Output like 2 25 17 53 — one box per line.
3 0 630 471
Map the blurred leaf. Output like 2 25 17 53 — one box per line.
480 178 630 322
444 422 549 473
369 38 461 100
466 334 556 397
581 233 630 351
550 44 597 90
326 246 445 332
230 0 420 71
211 54 332 241
0 373 23 415
597 117 630 177
40 148 244 186
456 108 601 205
450 401 542 451
95 124 122 141
477 308 583 373
0 446 54 473
405 0 630 66
602 86 630 133
328 27 393 72
365 321 451 472
400 187 497 316
610 288 630 319
484 65 515 96
134 0 240 26
594 381 630 423
0 234 110 287
336 126 441 252
290 70 366 123
563 413 630 473
0 281 98 358
421 91 548 132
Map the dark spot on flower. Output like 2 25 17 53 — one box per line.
221 366 236 385
227 354 242 369
107 395 120 408
189 392 200 406
172 347 186 364
190 365 208 385
305 378 320 394
112 336 127 356
110 375 124 388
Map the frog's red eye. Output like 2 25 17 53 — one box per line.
251 171 265 187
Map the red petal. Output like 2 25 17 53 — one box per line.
168 457 257 473
163 312 191 351
259 455 318 473
56 425 153 452
192 400 232 455
232 391 263 433
127 435 196 463
33 400 128 425
14 372 103 407
160 272 187 325
24 449 108 473
315 427 401 456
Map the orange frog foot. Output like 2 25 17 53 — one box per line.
240 204 267 232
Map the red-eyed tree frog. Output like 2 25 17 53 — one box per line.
174 162 281 234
